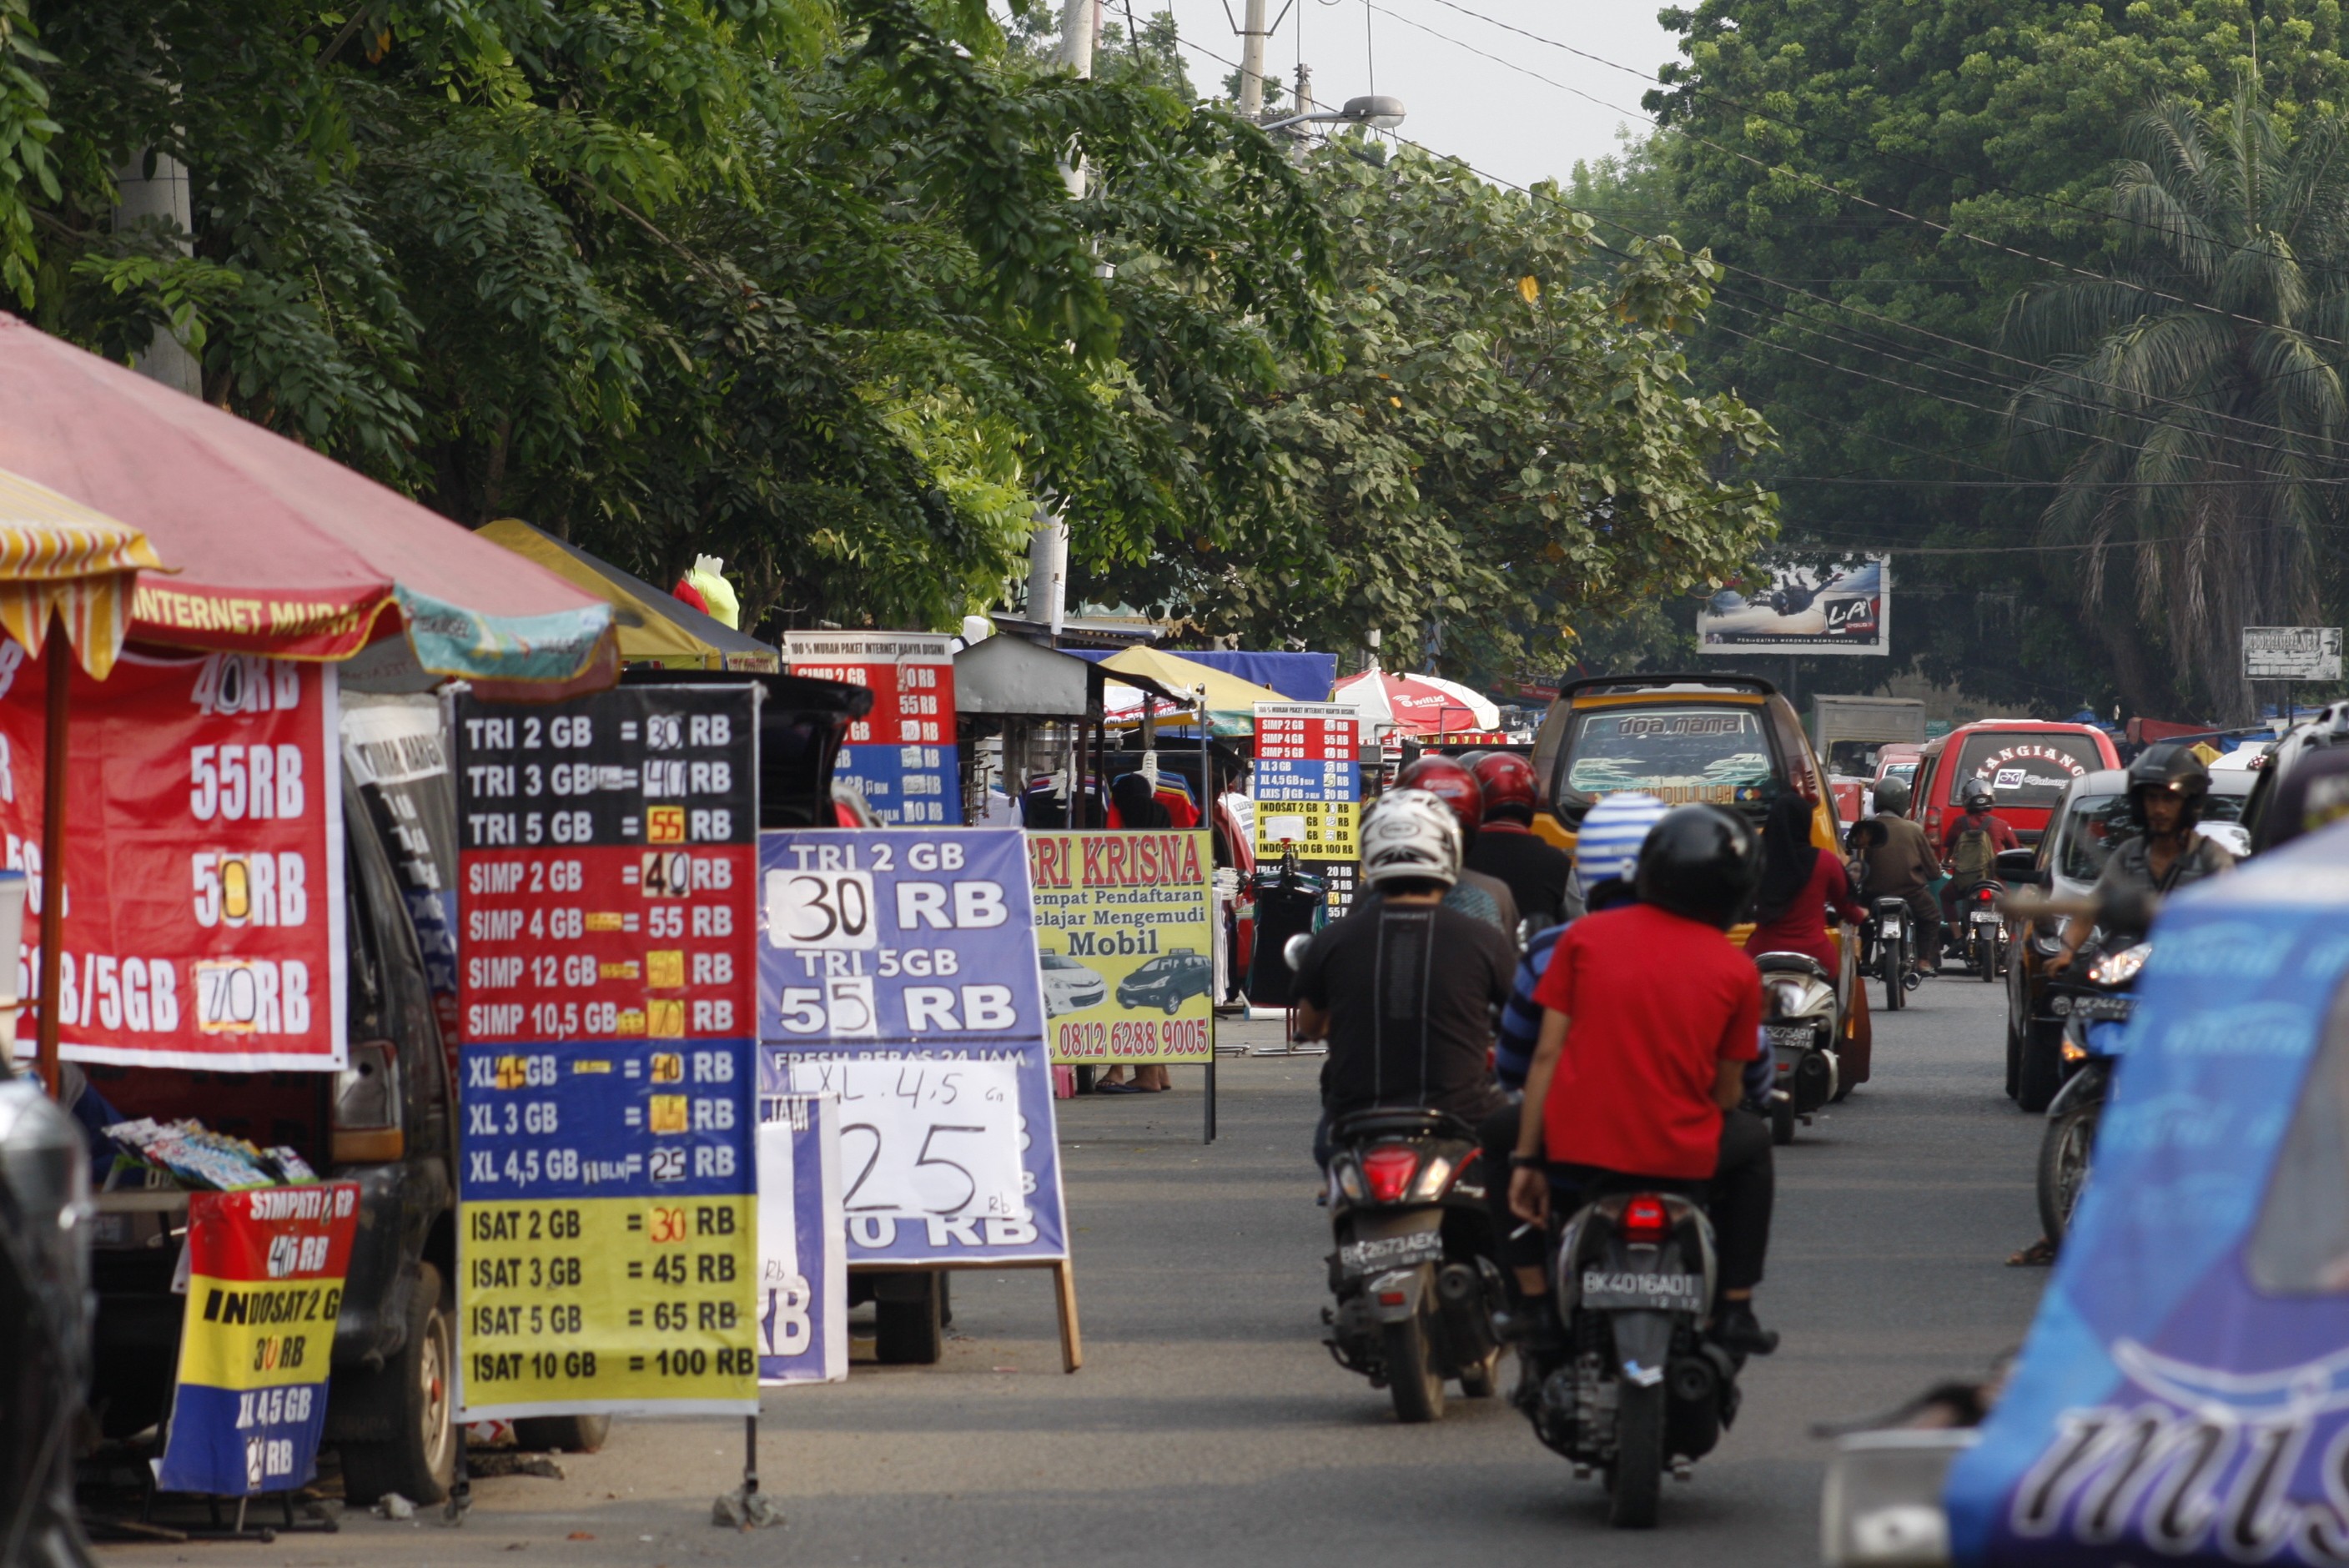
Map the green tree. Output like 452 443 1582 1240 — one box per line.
2005 90 2346 723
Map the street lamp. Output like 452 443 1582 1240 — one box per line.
1260 95 1407 133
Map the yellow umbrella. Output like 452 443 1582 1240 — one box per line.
0 468 168 1096
1100 646 1288 736
479 518 778 671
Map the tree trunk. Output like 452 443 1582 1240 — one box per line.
2090 595 2173 721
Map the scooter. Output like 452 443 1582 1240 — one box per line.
1953 878 2009 981
1320 1108 1504 1422
2036 941 2146 1243
1517 1187 1746 1529
1755 952 1842 1145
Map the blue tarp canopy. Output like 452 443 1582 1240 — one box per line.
1071 649 1335 703
1945 824 2349 1565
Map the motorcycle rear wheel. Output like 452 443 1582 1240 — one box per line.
1382 1310 1446 1424
1979 933 1998 982
1606 1380 1666 1529
1882 935 1906 1012
2037 1100 2100 1243
1770 1096 1795 1145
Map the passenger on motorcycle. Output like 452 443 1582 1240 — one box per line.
2049 742 2236 972
1744 792 1864 978
1371 754 1522 942
1506 805 1780 1355
1851 778 1941 978
1463 751 1574 930
1295 791 1517 1168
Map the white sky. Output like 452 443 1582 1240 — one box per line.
1137 0 1682 188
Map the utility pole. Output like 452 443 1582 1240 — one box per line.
1236 0 1270 118
1023 0 1098 642
113 153 202 397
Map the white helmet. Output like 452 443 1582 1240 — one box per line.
1361 789 1462 888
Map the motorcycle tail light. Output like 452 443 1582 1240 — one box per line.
1975 886 1997 902
1622 1194 1669 1243
1361 1144 1419 1204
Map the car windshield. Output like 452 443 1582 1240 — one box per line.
2056 789 2249 880
1952 732 2104 809
1042 952 1083 971
1559 705 1776 809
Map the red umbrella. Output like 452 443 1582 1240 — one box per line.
1332 668 1501 737
0 316 614 686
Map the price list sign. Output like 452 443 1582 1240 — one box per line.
783 632 960 825
452 686 760 1420
1251 702 1361 871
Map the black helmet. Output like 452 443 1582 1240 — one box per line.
1635 804 1761 929
1873 777 1911 816
1960 779 1996 812
2127 741 2211 827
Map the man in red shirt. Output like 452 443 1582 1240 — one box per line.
1507 805 1779 1354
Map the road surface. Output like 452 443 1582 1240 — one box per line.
100 973 2048 1566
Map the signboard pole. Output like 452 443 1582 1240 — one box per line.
1200 682 1215 1148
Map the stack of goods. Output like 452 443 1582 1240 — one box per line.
102 1118 318 1190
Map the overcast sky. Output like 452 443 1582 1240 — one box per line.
1134 0 1682 189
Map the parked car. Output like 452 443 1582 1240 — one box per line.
1116 949 1214 1013
1904 720 2121 851
1039 950 1108 1017
2000 766 2253 1109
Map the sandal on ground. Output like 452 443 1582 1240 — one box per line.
2006 1236 2058 1267
1094 1080 1146 1094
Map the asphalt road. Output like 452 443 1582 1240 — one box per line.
102 972 2049 1568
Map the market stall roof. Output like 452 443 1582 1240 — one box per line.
954 632 1184 718
0 468 167 679
478 518 778 672
1076 647 1335 704
1092 646 1288 737
0 317 613 686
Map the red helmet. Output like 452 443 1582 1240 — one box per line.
1396 754 1483 844
1471 751 1539 826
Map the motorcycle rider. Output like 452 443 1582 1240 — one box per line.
1852 778 1940 979
1294 790 1517 1168
1506 805 1780 1355
2048 742 2235 972
1463 751 1574 929
1939 779 2020 960
1370 754 1522 941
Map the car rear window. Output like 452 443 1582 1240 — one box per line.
1558 705 1776 809
2055 788 2247 881
1950 732 2103 808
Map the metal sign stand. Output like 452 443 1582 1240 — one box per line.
712 1416 784 1529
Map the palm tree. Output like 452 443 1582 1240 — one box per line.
2004 88 2349 723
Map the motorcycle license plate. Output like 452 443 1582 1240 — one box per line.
1580 1269 1707 1312
2071 993 2135 1023
1764 1024 1814 1051
1972 911 2002 924
1338 1230 1444 1278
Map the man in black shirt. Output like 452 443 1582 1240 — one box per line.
1294 790 1516 1154
1464 751 1574 929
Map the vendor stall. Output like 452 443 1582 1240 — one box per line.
480 517 780 672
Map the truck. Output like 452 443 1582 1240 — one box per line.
1809 696 1928 781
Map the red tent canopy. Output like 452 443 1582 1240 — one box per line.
0 317 612 684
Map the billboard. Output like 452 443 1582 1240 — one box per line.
2243 626 2344 681
1698 555 1889 656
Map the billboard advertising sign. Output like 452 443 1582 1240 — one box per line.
2243 626 2344 681
1698 556 1889 656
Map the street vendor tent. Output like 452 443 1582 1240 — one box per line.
1333 666 1500 736
0 317 613 688
1072 648 1336 705
479 518 777 672
1943 828 2349 1565
1095 647 1286 737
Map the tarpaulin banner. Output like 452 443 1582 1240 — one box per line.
756 827 1068 1266
453 685 760 1420
0 646 346 1071
1252 701 1360 913
782 633 959 826
1027 831 1215 1065
755 1096 847 1385
1944 841 2349 1565
158 1182 360 1496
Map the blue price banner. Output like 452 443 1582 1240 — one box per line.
755 1095 847 1385
756 827 1068 1266
452 684 761 1420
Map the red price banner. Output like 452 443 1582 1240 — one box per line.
0 646 345 1071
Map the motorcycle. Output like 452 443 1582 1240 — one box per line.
2035 941 2146 1244
1517 1187 1746 1529
1756 952 1843 1145
1320 1108 1504 1422
1954 878 2009 982
1868 896 1916 1009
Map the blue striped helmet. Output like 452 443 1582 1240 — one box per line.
1572 792 1669 904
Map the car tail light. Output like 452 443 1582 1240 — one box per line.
1622 1194 1669 1243
1361 1144 1419 1204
